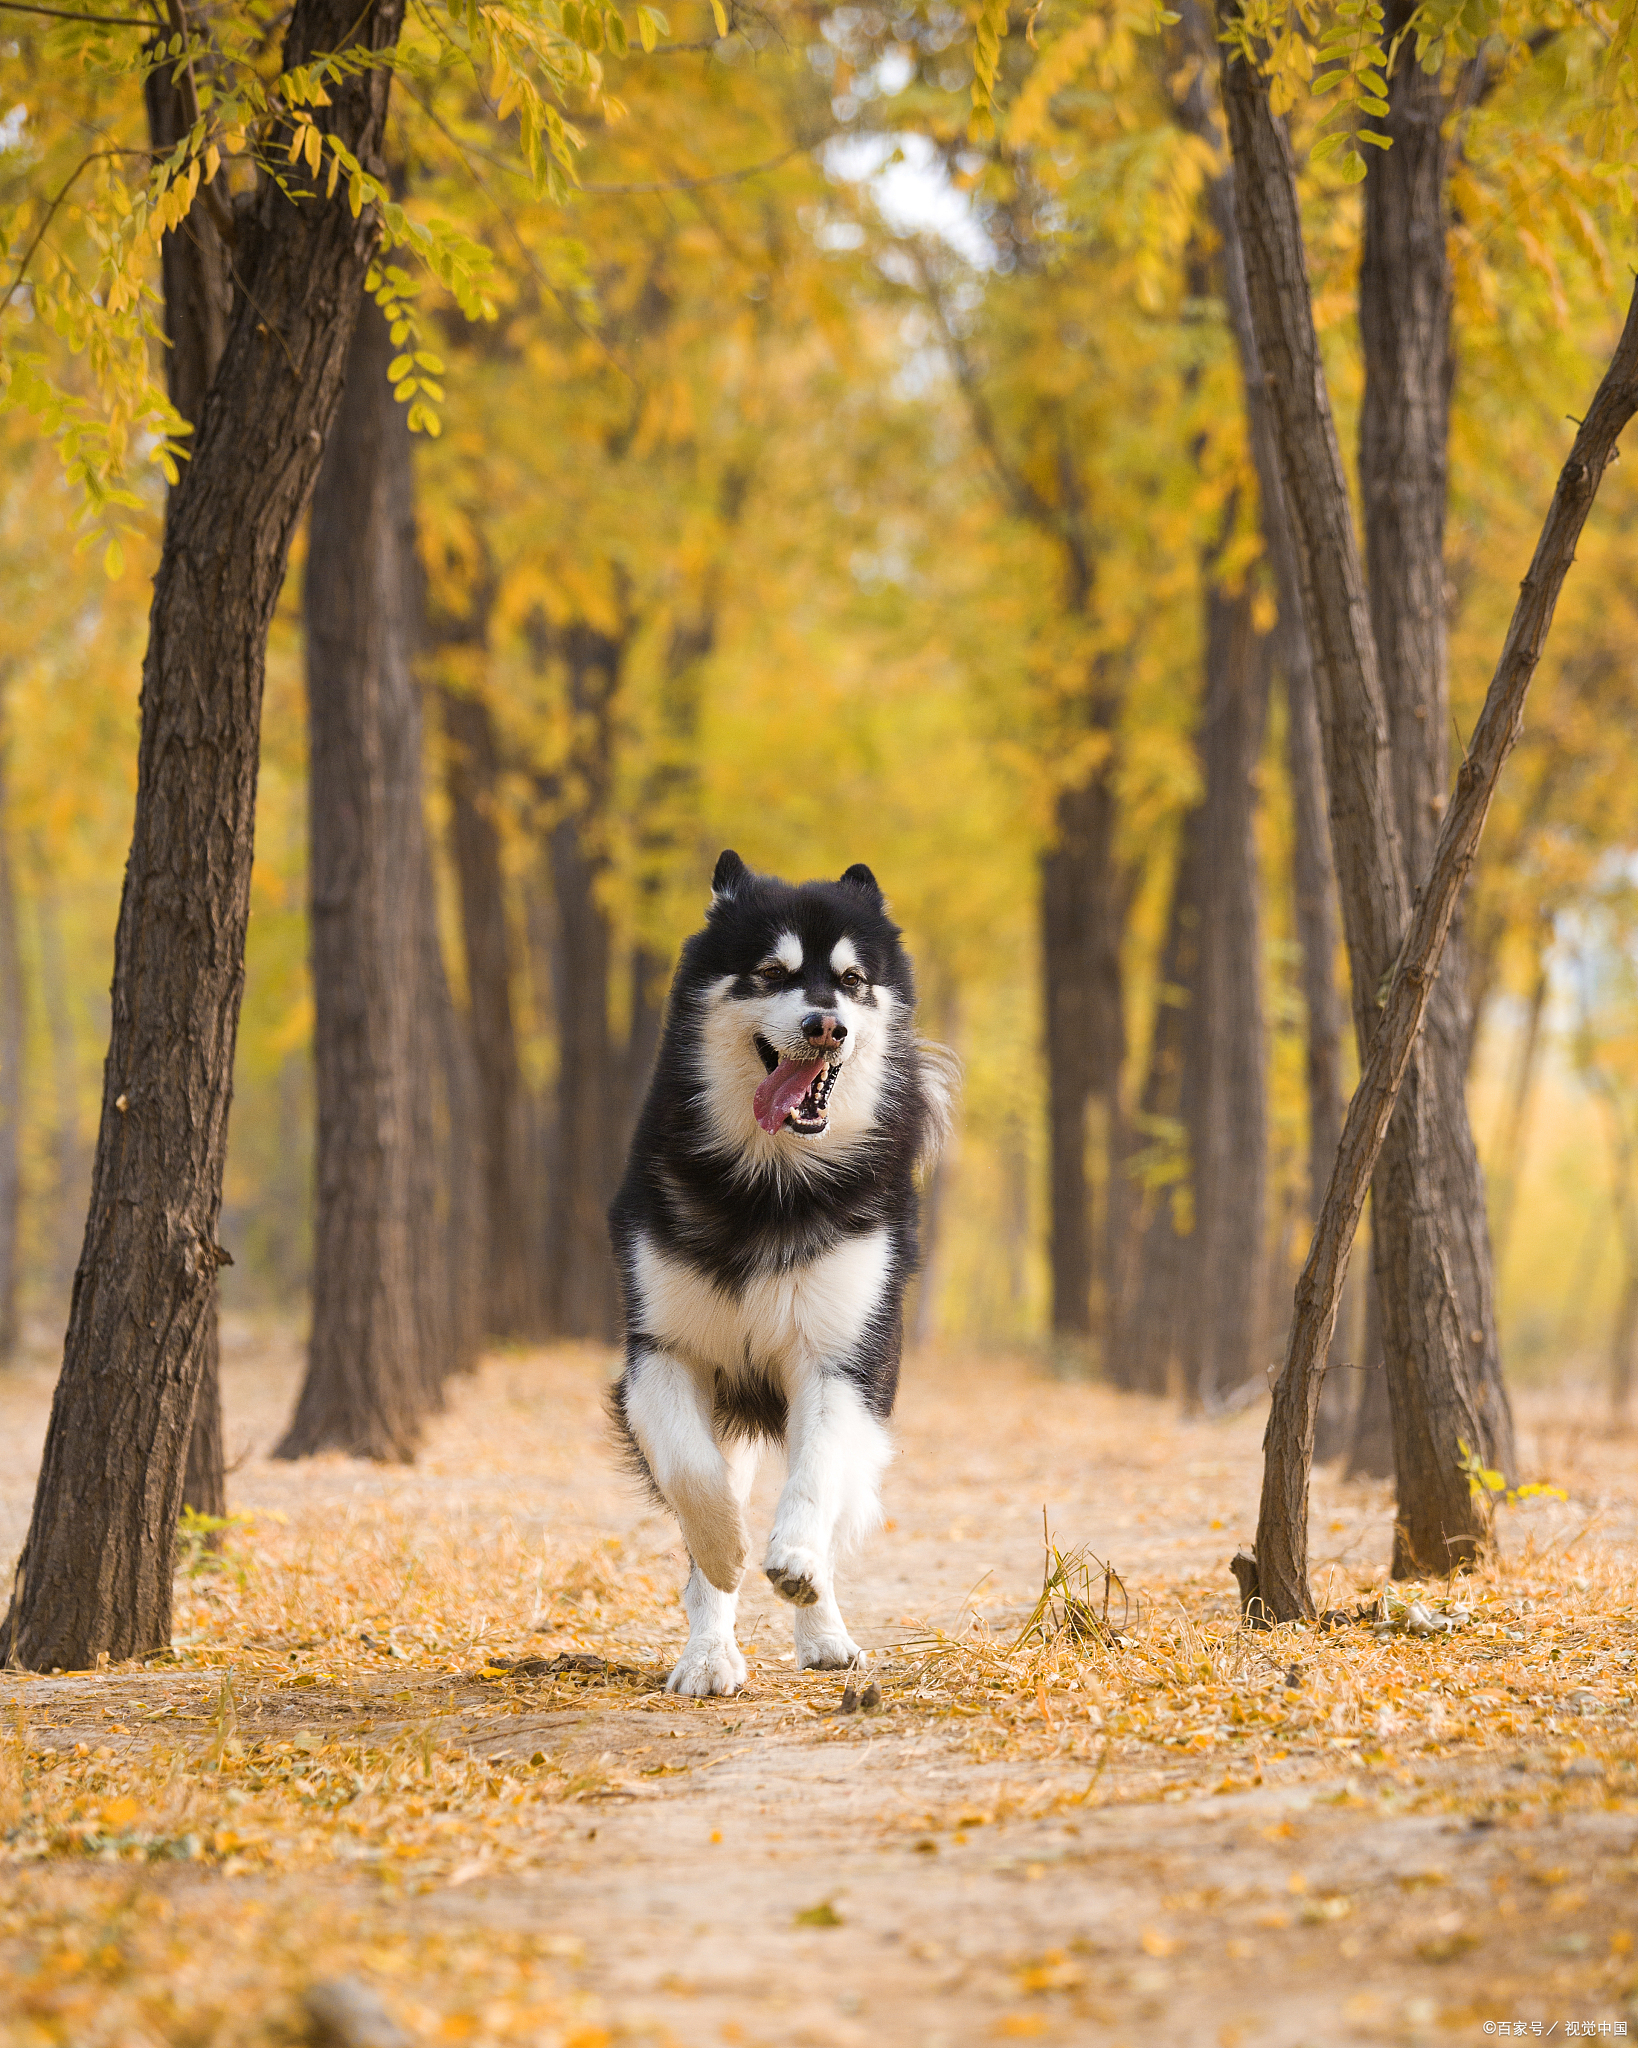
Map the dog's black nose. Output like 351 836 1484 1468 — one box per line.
802 1010 847 1049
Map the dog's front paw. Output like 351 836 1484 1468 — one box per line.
763 1537 822 1607
666 1638 747 1698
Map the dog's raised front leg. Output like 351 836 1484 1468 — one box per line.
666 1435 759 1698
765 1368 888 1669
622 1348 748 1593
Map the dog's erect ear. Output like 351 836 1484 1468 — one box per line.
839 862 884 908
712 849 748 902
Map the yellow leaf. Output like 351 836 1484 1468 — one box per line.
103 539 124 580
100 1796 139 1828
709 0 727 34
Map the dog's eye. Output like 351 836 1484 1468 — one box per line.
839 968 866 993
755 959 789 981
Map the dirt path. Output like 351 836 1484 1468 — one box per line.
2 1330 1636 2046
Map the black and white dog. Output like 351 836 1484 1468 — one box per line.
609 851 954 1698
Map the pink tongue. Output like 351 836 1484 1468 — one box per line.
754 1056 827 1134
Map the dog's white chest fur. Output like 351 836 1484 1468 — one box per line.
632 1228 891 1374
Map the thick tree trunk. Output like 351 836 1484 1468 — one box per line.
442 685 538 1338
147 50 234 1518
1042 759 1125 1357
1360 0 1516 1565
0 0 403 1670
1182 576 1272 1405
277 293 443 1461
543 625 622 1342
0 732 20 1362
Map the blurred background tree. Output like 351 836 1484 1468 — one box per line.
2 0 1637 1483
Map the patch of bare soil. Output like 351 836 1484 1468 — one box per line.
2 1326 1636 2046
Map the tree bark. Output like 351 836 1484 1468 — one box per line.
441 684 538 1338
1222 74 1638 1624
0 0 404 1670
542 625 622 1342
1359 0 1516 1562
146 48 235 1520
277 291 443 1461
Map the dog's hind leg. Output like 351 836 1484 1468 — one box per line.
765 1368 888 1669
667 1436 759 1698
622 1348 749 1595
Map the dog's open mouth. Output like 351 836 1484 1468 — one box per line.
752 1034 841 1137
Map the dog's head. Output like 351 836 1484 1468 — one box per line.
677 850 913 1162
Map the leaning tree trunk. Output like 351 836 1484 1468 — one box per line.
543 624 623 1343
442 684 539 1338
1220 0 1638 1614
146 46 234 1519
1360 0 1517 1566
276 293 446 1461
0 0 405 1670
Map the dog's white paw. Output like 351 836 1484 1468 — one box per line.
666 1638 746 1698
795 1624 862 1671
763 1536 823 1607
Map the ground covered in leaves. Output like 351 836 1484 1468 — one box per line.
1 1326 1636 2046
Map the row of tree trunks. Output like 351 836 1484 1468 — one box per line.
275 296 455 1461
0 0 407 1670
